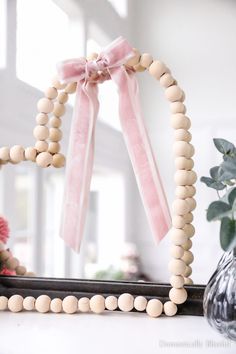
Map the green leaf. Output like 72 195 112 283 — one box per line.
213 138 235 155
200 176 226 191
220 217 236 251
207 201 232 221
220 157 236 178
228 187 236 207
210 166 220 179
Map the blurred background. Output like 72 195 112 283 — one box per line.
0 0 235 283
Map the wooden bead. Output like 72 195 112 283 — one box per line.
172 215 186 228
164 301 177 316
62 295 78 314
174 170 195 186
57 92 68 104
48 142 60 154
36 113 48 125
65 82 77 94
170 245 184 259
165 85 182 102
175 157 194 170
172 199 189 215
53 102 65 117
8 295 23 312
51 76 66 90
118 293 134 312
134 296 147 311
35 141 48 152
36 152 53 168
149 60 167 80
186 186 196 197
0 296 8 310
174 129 192 142
50 117 61 128
170 102 186 114
170 228 188 245
170 275 184 288
160 73 175 88
45 87 58 99
146 299 163 318
24 147 37 161
35 295 51 313
15 265 27 275
186 197 197 211
33 125 49 140
25 271 36 277
173 141 194 158
168 259 186 275
87 52 98 61
10 145 24 163
133 63 146 72
184 212 194 223
126 48 140 67
139 53 153 68
78 297 90 312
175 186 189 199
182 250 194 265
23 296 35 311
171 114 191 130
90 295 105 314
49 128 62 142
183 265 192 277
50 298 62 313
0 250 11 262
182 239 192 251
180 91 186 102
183 223 195 238
105 296 118 311
169 287 187 304
52 153 65 168
0 147 10 161
5 257 19 270
184 277 193 285
37 98 54 113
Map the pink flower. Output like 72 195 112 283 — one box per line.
0 216 10 244
0 267 16 276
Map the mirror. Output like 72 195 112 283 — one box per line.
1 0 233 285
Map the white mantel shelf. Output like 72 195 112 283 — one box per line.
0 312 235 354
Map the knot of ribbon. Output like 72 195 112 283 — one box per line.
57 36 171 253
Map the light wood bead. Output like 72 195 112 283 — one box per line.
5 257 19 270
175 157 194 170
149 60 167 80
139 53 153 68
174 129 192 142
165 85 182 102
65 82 77 94
8 295 23 312
24 147 37 161
184 277 193 285
160 73 175 88
172 199 189 215
62 295 78 314
33 125 49 140
184 212 194 223
52 153 65 168
118 293 134 312
146 299 163 318
134 296 147 312
186 197 197 211
0 296 8 310
183 265 192 277
180 91 186 102
170 102 186 114
186 186 196 197
133 63 146 72
182 250 194 265
50 298 62 313
49 128 62 142
78 297 90 312
35 141 48 153
174 170 196 186
57 92 68 104
105 296 118 311
169 287 187 304
53 102 65 117
90 295 105 314
175 186 189 199
173 141 194 158
23 296 35 311
172 215 186 228
170 245 184 259
50 117 61 128
0 147 10 161
35 295 51 313
164 301 178 316
0 250 11 262
168 259 186 275
183 223 195 238
10 145 24 163
36 113 48 125
36 152 53 168
126 48 140 67
182 239 192 251
45 87 58 99
37 97 54 113
15 265 27 275
51 76 66 90
87 52 98 61
171 114 191 130
25 271 36 277
170 228 188 246
48 142 60 154
170 275 185 288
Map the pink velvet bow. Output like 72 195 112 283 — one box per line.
57 37 171 253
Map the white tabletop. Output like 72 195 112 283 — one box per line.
0 312 235 354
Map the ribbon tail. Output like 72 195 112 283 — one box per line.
110 67 171 243
60 83 99 252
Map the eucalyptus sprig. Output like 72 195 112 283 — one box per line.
201 138 236 252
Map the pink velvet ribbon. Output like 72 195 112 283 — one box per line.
57 36 171 253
